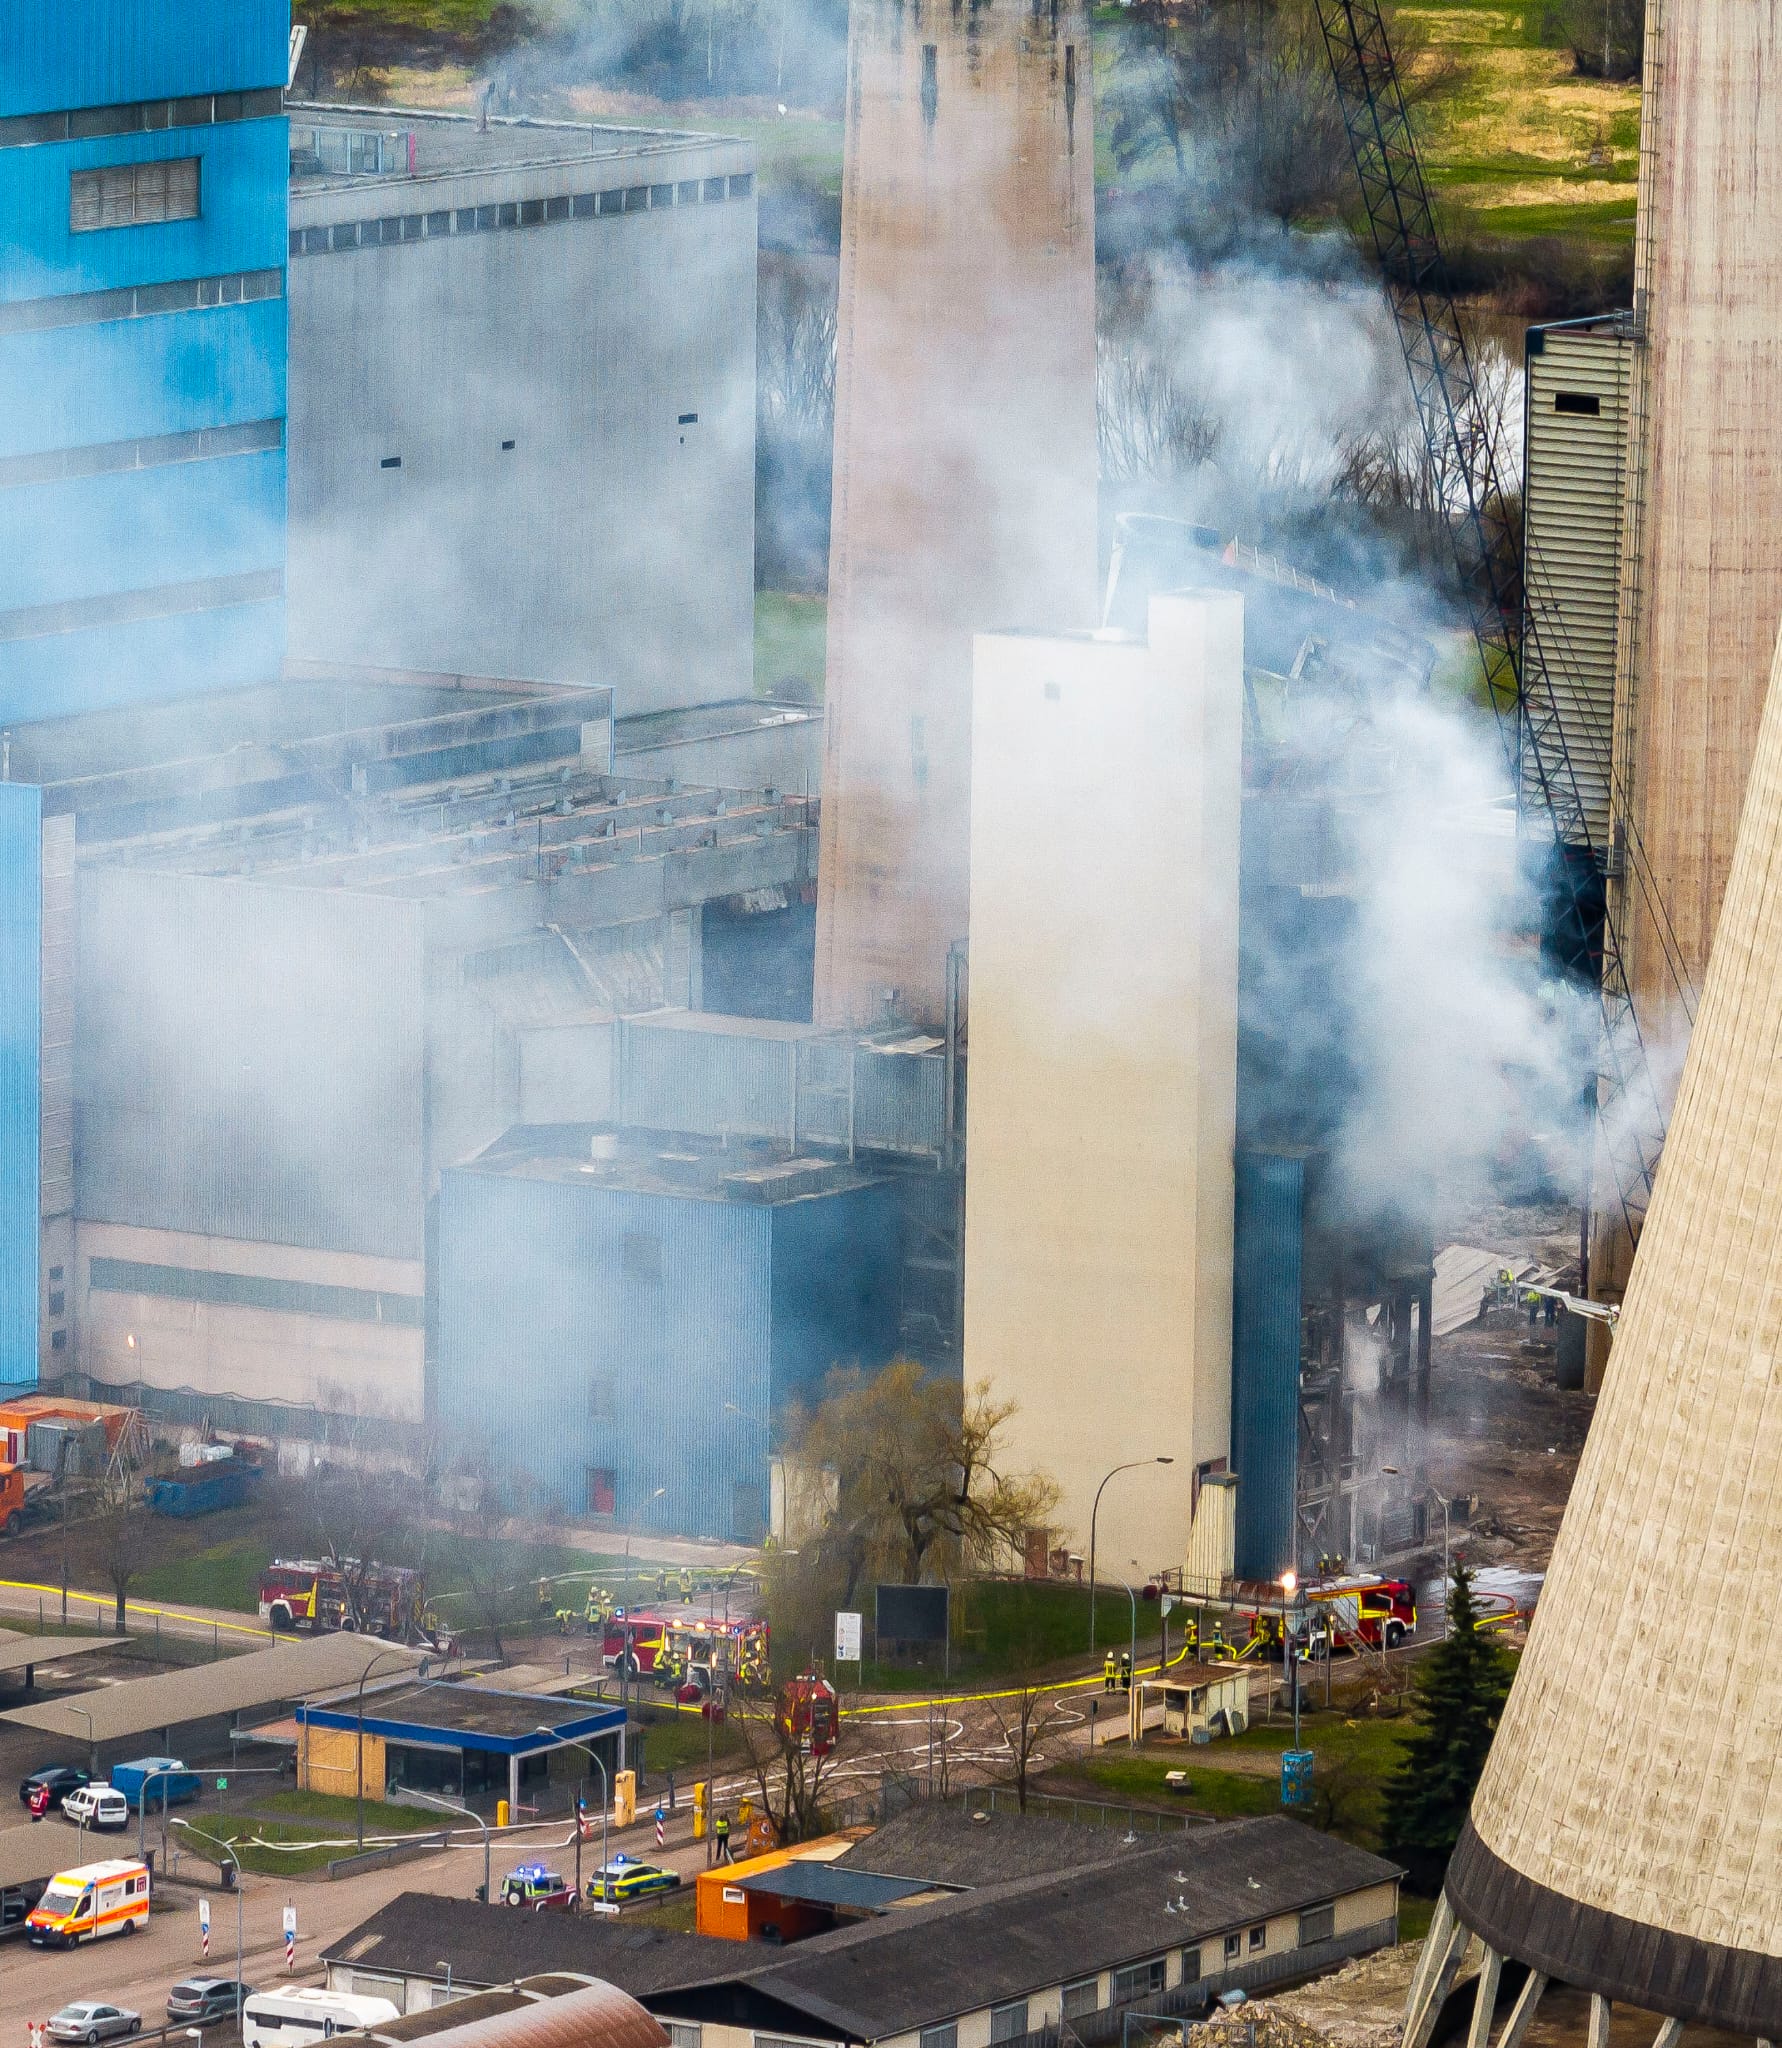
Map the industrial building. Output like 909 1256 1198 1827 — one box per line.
437 1124 901 1536
1423 586 1782 2041
0 0 290 724
0 670 818 1435
284 106 759 720
815 0 1099 1031
964 593 1242 1577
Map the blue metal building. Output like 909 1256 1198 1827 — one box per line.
1230 1148 1307 1582
0 0 289 724
436 1128 904 1541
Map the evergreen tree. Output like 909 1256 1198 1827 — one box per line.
1381 1560 1514 1891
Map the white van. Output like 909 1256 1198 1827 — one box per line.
241 1989 400 2045
26 1859 150 1946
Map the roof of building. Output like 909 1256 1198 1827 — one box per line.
833 1803 1173 1889
0 1820 79 1891
458 1125 886 1207
360 1978 667 2048
0 1632 115 1679
719 1819 1402 2040
297 1681 623 1755
323 1893 742 1995
288 104 739 187
0 1633 433 1745
732 1863 941 1912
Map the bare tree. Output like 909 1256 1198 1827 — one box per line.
982 1678 1076 1812
1097 329 1222 484
730 1684 846 1846
90 1476 157 1635
790 1363 1060 1603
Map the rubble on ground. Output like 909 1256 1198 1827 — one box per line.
1180 1940 1419 2048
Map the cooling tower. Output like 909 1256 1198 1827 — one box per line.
814 0 1100 1031
1614 4 1782 1081
1416 626 1782 2041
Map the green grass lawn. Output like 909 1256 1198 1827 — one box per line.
628 1701 748 1776
1062 1706 1415 1855
755 591 827 702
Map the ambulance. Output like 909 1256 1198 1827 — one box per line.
26 1858 150 1946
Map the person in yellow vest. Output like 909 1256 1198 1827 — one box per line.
537 1576 552 1615
1119 1650 1133 1692
713 1812 732 1863
585 1584 602 1631
679 1568 693 1604
1103 1650 1117 1692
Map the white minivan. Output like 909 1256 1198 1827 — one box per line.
241 1989 400 2045
60 1786 128 1833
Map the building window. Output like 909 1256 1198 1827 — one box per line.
520 197 545 224
1222 1933 1241 1963
989 2004 1029 2044
588 1374 616 1421
919 2028 957 2048
48 1292 64 1317
599 189 626 216
728 172 754 197
427 210 451 234
572 193 597 219
1111 1960 1166 2006
1248 1924 1267 1952
1180 1949 1201 1986
587 1467 617 1517
667 2028 701 2048
1298 1904 1335 1947
624 186 649 211
1061 1979 1099 2020
71 156 199 231
50 1330 65 1352
678 180 700 202
1554 390 1601 417
703 177 726 201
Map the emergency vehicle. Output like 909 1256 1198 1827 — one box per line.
258 1557 426 1639
601 1611 671 1678
26 1858 150 1946
662 1615 770 1689
499 1863 575 1910
1303 1575 1417 1652
779 1671 838 1756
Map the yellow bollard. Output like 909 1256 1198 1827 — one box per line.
692 1779 708 1841
496 1798 510 1829
615 1768 636 1828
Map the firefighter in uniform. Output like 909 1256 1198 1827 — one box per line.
714 1812 733 1862
536 1576 552 1616
1119 1651 1133 1692
679 1567 694 1604
585 1583 602 1632
657 1570 669 1602
1103 1650 1117 1692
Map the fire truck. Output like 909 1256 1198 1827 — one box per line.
779 1671 838 1756
258 1557 427 1639
1299 1576 1417 1654
601 1611 671 1678
603 1611 771 1689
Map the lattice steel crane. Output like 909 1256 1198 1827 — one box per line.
1315 0 1668 1250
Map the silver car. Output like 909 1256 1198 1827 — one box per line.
46 2004 141 2044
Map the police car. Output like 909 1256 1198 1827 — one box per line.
584 1854 682 1905
498 1862 576 1910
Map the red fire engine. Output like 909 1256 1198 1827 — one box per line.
601 1611 671 1677
258 1557 427 1639
1301 1575 1417 1654
779 1671 838 1756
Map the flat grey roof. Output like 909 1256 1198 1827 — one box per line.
0 1633 113 1679
734 1864 939 1912
0 1633 432 1745
297 1681 623 1755
0 1821 72 1892
459 1125 885 1206
288 103 739 186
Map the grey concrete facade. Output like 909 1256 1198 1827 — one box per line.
287 108 757 718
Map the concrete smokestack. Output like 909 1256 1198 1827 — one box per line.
962 593 1242 1578
1429 622 1782 2039
814 0 1099 1032
1615 5 1782 1077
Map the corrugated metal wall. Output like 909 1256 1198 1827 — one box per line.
436 1166 902 1536
0 786 42 1386
0 0 288 723
1231 1149 1305 1581
1523 320 1631 851
77 868 426 1259
0 2 288 117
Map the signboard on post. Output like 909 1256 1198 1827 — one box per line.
834 1611 862 1663
875 1583 951 1678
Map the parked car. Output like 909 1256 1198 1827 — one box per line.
585 1854 681 1904
167 1980 254 2024
45 2004 141 2044
59 1786 128 1832
499 1863 576 1910
18 1764 89 1806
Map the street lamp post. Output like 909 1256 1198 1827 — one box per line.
404 1788 492 1904
170 1819 243 1989
139 1763 181 1862
1087 1458 1174 1653
1381 1466 1452 1616
545 1730 610 1908
354 1646 416 1849
66 1704 94 1779
1280 1571 1305 1747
